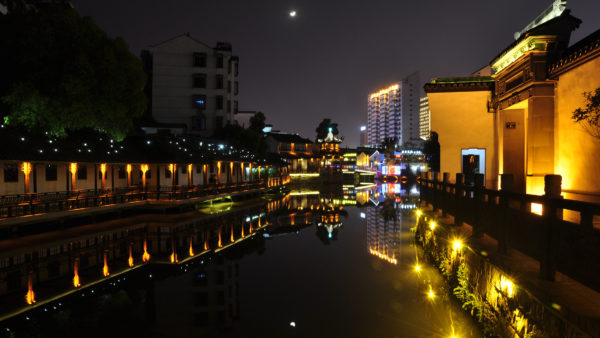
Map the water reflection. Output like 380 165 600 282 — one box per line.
0 183 482 337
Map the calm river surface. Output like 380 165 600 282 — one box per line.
1 184 481 337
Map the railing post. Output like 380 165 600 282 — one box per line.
433 172 441 212
442 173 450 216
473 173 485 238
540 174 562 281
498 174 513 254
454 173 464 226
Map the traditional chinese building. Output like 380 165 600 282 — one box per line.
425 2 600 200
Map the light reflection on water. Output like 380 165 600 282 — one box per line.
0 183 481 337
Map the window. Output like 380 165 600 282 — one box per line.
193 53 206 67
3 164 18 182
45 164 57 181
227 100 231 113
139 170 151 179
216 75 223 89
193 74 206 88
165 167 171 178
118 166 126 179
216 95 224 110
192 116 206 130
228 60 232 74
215 116 223 129
234 81 239 95
234 101 238 113
216 54 224 68
227 80 231 93
196 165 202 174
98 170 107 180
77 165 87 180
192 95 206 109
234 62 238 76
181 165 187 174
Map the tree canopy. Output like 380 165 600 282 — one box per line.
0 5 147 141
249 112 266 132
572 88 600 140
315 118 339 140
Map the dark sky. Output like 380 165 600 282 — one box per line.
72 0 600 147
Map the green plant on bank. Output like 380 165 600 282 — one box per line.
453 263 498 336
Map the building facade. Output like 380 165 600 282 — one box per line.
425 6 600 199
142 34 239 136
419 96 430 140
367 72 420 147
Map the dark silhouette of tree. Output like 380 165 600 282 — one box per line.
572 88 600 139
315 118 339 140
423 132 440 172
213 123 266 157
0 5 147 140
249 111 266 133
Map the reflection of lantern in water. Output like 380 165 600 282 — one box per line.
128 244 134 267
230 225 235 242
142 238 151 262
103 251 109 277
73 258 81 287
170 240 178 263
25 272 35 304
241 223 245 238
189 237 195 257
218 228 223 247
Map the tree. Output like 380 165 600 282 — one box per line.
423 132 440 172
0 5 147 141
249 111 266 132
315 118 339 140
572 88 600 139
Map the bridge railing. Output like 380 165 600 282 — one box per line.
420 172 600 293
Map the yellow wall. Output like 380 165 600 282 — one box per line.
427 91 497 188
555 57 600 195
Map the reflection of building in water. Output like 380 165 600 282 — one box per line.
153 256 239 336
366 204 400 265
372 183 419 209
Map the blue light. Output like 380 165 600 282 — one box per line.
328 233 332 238
195 99 205 105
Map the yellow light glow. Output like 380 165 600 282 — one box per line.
427 285 435 300
500 276 515 298
102 251 109 277
369 248 397 265
452 239 463 253
126 164 132 174
73 259 81 287
142 238 151 262
429 221 436 231
140 164 149 174
128 245 134 267
531 203 543 215
25 274 35 305
416 209 422 217
69 162 77 175
369 84 399 99
21 162 32 175
414 264 421 272
100 163 107 175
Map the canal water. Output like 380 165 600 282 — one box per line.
0 184 481 337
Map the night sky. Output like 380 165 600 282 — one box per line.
72 0 600 147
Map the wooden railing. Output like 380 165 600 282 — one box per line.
420 172 600 293
0 176 289 219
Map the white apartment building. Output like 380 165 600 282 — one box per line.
419 96 430 140
143 34 239 136
367 72 420 147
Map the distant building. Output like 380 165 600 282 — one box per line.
367 72 420 147
141 34 239 136
359 125 368 146
419 97 430 140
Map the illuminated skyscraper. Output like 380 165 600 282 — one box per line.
419 96 430 140
367 72 420 147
